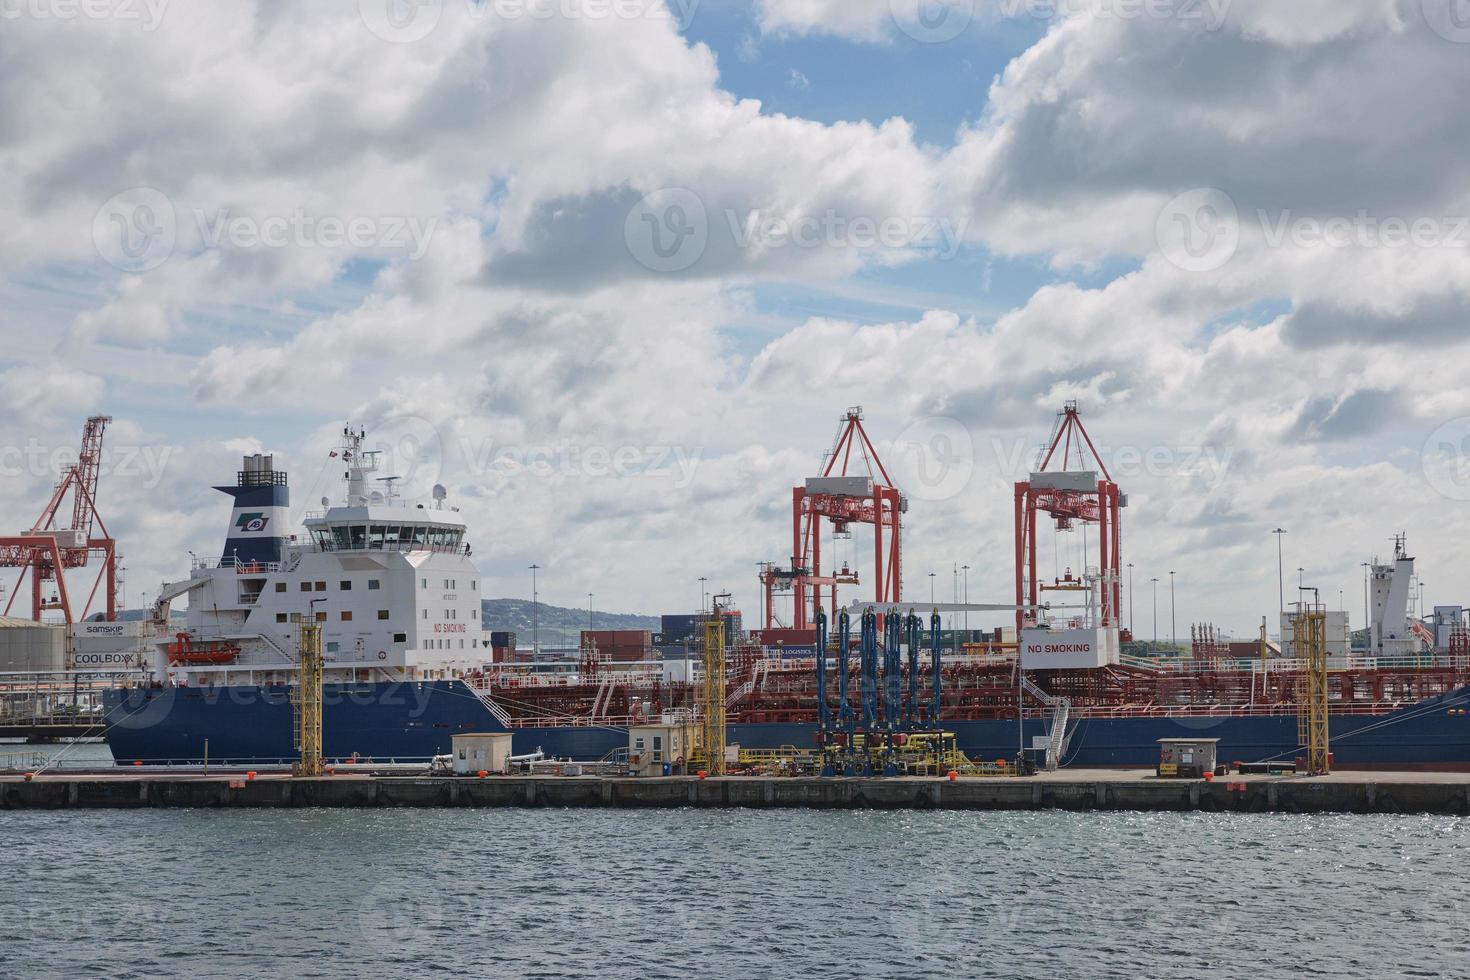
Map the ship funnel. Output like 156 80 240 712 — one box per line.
214 453 290 567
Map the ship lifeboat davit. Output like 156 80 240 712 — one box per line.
166 632 241 665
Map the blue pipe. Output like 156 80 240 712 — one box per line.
930 610 942 725
814 608 830 734
884 610 902 730
837 610 853 735
860 610 879 733
905 612 920 729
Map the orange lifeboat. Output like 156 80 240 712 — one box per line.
166 632 241 665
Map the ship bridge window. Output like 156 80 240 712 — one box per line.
332 526 351 551
383 526 402 548
406 526 427 549
349 525 367 550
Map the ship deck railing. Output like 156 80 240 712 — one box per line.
1065 700 1416 720
192 556 283 574
505 713 644 729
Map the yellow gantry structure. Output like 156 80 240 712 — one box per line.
1293 603 1331 775
700 601 727 776
292 619 324 777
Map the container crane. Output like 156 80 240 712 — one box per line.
0 416 119 623
761 408 906 631
1014 402 1124 636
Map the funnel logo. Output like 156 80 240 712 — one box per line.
234 512 270 533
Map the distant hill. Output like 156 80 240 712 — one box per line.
481 598 659 649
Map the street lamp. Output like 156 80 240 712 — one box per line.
1272 528 1287 615
1127 562 1135 634
929 572 936 606
587 592 594 632
1360 561 1372 652
961 564 970 634
1169 570 1176 649
1150 577 1159 644
698 576 707 614
529 564 540 655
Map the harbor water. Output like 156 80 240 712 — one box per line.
2 806 1467 978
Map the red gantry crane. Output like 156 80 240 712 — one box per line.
1014 402 1123 635
761 408 906 632
0 416 119 623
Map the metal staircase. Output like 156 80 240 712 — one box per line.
1020 674 1072 771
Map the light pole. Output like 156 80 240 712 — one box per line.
698 576 707 614
929 572 936 606
1151 577 1159 644
1298 566 1304 591
1127 562 1135 634
529 564 540 655
587 592 594 632
961 564 970 634
1169 570 1176 649
1361 561 1372 651
1272 528 1287 616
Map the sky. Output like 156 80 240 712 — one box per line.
2 0 1470 640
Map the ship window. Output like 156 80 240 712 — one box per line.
393 633 406 643
340 580 352 591
316 612 327 622
341 611 353 621
332 526 351 551
315 581 326 591
409 526 427 548
276 613 288 623
471 581 476 591
327 642 339 653
275 583 287 593
368 579 381 590
349 525 367 550
369 526 385 549
383 526 401 548
378 610 390 620
422 609 428 619
300 582 311 592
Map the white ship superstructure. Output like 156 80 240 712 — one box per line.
146 428 488 685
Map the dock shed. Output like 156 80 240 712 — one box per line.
451 733 514 775
1156 738 1220 778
